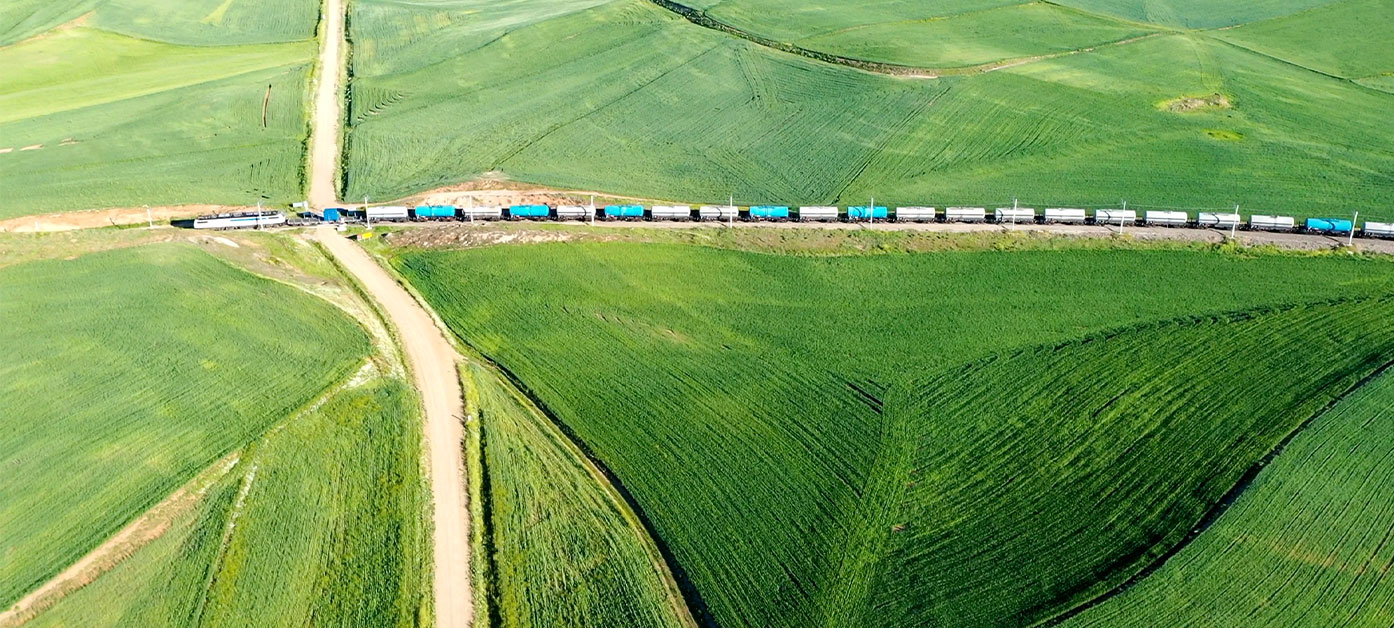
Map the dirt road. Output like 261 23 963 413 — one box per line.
314 227 473 628
308 0 345 210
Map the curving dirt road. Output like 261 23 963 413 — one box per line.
315 227 473 628
308 0 345 210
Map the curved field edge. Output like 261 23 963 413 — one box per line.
388 241 1394 628
19 376 432 628
852 295 1394 627
464 363 697 628
0 243 372 609
1064 356 1394 627
352 236 694 627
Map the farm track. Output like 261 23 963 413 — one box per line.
0 455 239 628
1041 351 1394 627
314 226 473 628
646 0 1171 77
308 0 345 209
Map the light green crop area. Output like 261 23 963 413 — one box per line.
394 241 1394 628
1217 0 1394 79
1068 364 1394 627
347 0 1394 219
469 364 688 628
0 244 370 609
0 0 319 218
26 378 431 627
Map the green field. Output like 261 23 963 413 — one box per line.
0 243 370 609
0 0 319 218
26 378 432 628
346 0 1394 219
468 364 689 628
393 239 1394 628
1067 364 1394 626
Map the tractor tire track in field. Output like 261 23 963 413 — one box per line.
0 455 240 628
1041 353 1394 627
313 227 474 628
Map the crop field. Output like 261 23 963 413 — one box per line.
687 0 1155 66
392 240 1394 628
467 364 688 628
0 243 370 609
1066 367 1394 627
25 378 432 627
0 0 319 218
1215 0 1394 80
346 0 1394 219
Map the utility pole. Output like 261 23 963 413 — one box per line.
1120 199 1127 236
1350 210 1359 247
869 195 875 224
728 194 734 228
257 200 263 231
590 195 596 225
1231 204 1239 240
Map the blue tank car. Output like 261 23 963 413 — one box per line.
1306 218 1353 233
322 207 343 222
413 205 456 219
847 206 889 220
748 206 790 220
508 204 550 219
604 205 644 219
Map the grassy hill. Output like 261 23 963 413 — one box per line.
0 243 370 608
392 239 1394 627
345 0 1394 218
0 0 319 217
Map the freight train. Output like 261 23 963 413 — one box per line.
194 204 1394 239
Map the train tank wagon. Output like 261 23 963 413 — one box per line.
555 205 592 221
1094 209 1136 225
945 207 987 223
1043 208 1086 224
1144 211 1189 227
995 207 1037 224
413 205 457 220
894 207 936 222
650 205 693 221
1197 212 1241 229
460 206 503 221
1364 222 1394 239
1249 215 1296 232
1306 218 1353 234
604 204 645 220
797 206 839 222
366 205 410 222
699 205 738 221
748 206 790 221
507 204 551 220
847 206 888 221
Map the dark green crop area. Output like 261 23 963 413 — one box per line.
0 244 370 608
394 241 1394 628
1067 362 1394 627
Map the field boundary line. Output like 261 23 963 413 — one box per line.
646 0 1170 77
0 454 239 628
463 362 704 628
1202 34 1394 98
1037 328 1394 626
367 244 703 628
